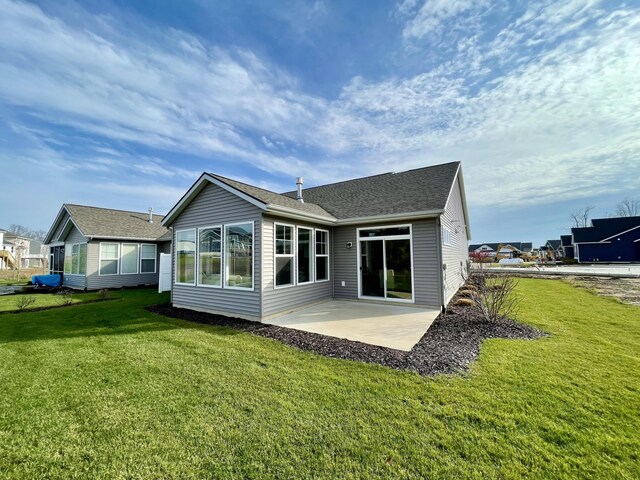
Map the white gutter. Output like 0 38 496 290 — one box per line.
266 204 336 225
335 210 443 225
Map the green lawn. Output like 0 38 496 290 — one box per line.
0 280 638 478
0 291 106 312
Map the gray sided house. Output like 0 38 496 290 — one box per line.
44 204 171 290
162 161 471 322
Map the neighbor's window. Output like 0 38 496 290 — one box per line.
140 244 157 274
176 230 196 284
275 224 294 287
99 243 120 275
198 227 221 287
315 229 329 281
121 243 139 274
64 243 87 275
225 223 253 289
297 227 313 284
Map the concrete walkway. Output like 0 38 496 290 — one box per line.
264 300 440 351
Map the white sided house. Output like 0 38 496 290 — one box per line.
44 205 171 290
162 161 471 321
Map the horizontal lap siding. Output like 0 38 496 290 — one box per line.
261 216 332 317
85 241 169 290
171 183 262 320
332 226 358 299
440 176 469 304
412 219 440 306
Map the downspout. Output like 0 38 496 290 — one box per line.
435 217 446 313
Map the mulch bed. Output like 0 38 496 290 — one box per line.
146 303 546 377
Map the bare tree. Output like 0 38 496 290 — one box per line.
463 267 520 323
8 224 31 237
615 198 640 217
570 206 595 228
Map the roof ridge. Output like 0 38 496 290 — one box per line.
64 203 165 218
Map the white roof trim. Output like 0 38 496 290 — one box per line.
266 204 336 225
162 174 268 227
443 164 471 240
87 236 169 241
336 210 443 225
55 215 86 243
573 241 612 244
600 224 640 242
44 205 68 244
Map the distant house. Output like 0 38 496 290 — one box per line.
468 242 533 259
0 229 46 269
544 239 563 259
560 235 574 259
44 204 171 289
161 161 471 321
571 216 640 263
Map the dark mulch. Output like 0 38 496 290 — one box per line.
146 303 546 376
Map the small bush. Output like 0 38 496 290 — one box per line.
57 290 74 306
463 267 521 323
97 289 111 300
14 296 36 311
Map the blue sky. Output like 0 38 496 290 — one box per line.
0 0 638 246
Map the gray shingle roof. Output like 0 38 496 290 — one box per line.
209 174 335 219
64 204 170 241
282 162 460 220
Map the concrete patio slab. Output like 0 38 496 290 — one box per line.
264 300 440 351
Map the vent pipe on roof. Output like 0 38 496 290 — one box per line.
148 207 154 223
296 177 304 203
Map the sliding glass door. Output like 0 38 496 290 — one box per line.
358 226 413 302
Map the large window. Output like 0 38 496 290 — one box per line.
99 243 120 275
225 223 253 289
140 244 157 273
121 243 139 274
176 230 196 284
275 224 294 287
64 243 87 275
198 227 221 287
297 227 313 284
315 229 329 281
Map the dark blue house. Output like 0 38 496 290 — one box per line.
572 216 640 263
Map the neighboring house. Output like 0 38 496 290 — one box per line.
560 235 574 259
468 242 533 259
162 161 471 321
44 205 171 289
0 229 45 269
571 216 640 263
544 239 563 259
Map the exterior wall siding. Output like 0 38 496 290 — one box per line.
332 220 441 307
412 219 441 306
440 176 470 304
332 225 358 300
171 183 263 320
261 215 332 318
51 211 71 242
85 241 169 290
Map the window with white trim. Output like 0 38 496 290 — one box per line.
140 244 157 274
275 224 294 287
176 230 196 284
297 227 313 284
198 227 221 286
121 243 139 274
99 243 120 275
315 229 329 281
225 223 253 289
64 243 87 275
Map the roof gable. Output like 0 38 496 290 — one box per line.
572 216 640 243
45 204 170 244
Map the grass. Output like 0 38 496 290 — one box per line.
0 280 638 478
0 290 107 312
